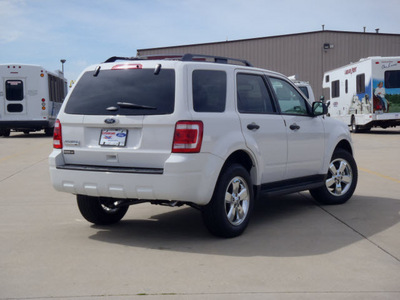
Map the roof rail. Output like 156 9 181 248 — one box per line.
103 54 253 67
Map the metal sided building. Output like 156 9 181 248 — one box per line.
137 30 400 99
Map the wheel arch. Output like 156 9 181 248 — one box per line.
334 139 353 156
216 149 258 198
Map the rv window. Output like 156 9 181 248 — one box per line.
7 104 23 112
356 74 365 94
385 70 400 88
332 80 340 98
298 86 309 99
325 75 329 83
5 80 24 101
345 80 348 94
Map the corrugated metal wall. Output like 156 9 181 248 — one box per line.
137 30 400 98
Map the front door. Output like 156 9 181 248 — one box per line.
268 76 325 179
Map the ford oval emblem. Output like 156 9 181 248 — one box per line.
104 118 116 124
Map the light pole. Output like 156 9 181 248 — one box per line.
60 59 66 73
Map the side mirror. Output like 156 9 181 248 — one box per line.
312 101 328 117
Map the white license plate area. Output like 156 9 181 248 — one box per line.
99 129 128 147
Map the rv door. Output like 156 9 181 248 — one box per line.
4 78 26 115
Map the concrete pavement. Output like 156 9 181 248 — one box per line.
0 129 399 299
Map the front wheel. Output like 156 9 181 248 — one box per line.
202 164 254 238
310 149 358 205
77 195 129 225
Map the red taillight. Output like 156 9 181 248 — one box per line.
53 120 63 149
172 121 203 153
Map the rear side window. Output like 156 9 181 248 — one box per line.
65 68 175 115
192 70 226 112
6 80 24 100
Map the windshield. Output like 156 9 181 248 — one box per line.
65 68 175 115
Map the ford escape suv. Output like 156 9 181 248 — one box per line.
49 54 358 237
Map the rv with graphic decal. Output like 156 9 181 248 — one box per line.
323 57 400 132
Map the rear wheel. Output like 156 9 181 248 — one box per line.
202 164 254 238
310 149 357 205
77 195 129 225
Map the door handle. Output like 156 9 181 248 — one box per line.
247 123 260 130
289 123 300 131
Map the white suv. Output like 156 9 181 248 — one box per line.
49 54 358 237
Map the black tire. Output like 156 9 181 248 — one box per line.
350 117 359 133
310 149 358 205
77 195 128 225
44 128 54 136
2 129 11 137
202 164 254 238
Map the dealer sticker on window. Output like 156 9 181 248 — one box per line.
99 129 128 147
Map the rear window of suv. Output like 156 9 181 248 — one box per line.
65 68 175 115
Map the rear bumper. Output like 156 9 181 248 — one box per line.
49 150 224 205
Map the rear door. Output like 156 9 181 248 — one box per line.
4 78 26 116
236 71 287 183
60 64 177 169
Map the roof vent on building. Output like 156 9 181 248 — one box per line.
375 28 380 34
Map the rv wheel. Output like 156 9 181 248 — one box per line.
2 129 11 137
350 117 359 133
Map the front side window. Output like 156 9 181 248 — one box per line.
65 68 175 115
237 73 276 114
269 77 308 115
6 80 24 100
192 70 226 112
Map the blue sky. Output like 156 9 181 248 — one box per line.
1 0 400 82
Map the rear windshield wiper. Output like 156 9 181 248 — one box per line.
117 102 157 110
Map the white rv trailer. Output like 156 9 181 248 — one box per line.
0 64 67 136
323 57 400 132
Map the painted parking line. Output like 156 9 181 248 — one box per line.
359 167 400 184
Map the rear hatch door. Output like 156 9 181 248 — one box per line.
60 63 176 170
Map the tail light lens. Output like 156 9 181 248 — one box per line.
172 121 203 153
53 119 63 149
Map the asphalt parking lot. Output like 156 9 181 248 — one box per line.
0 129 399 299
